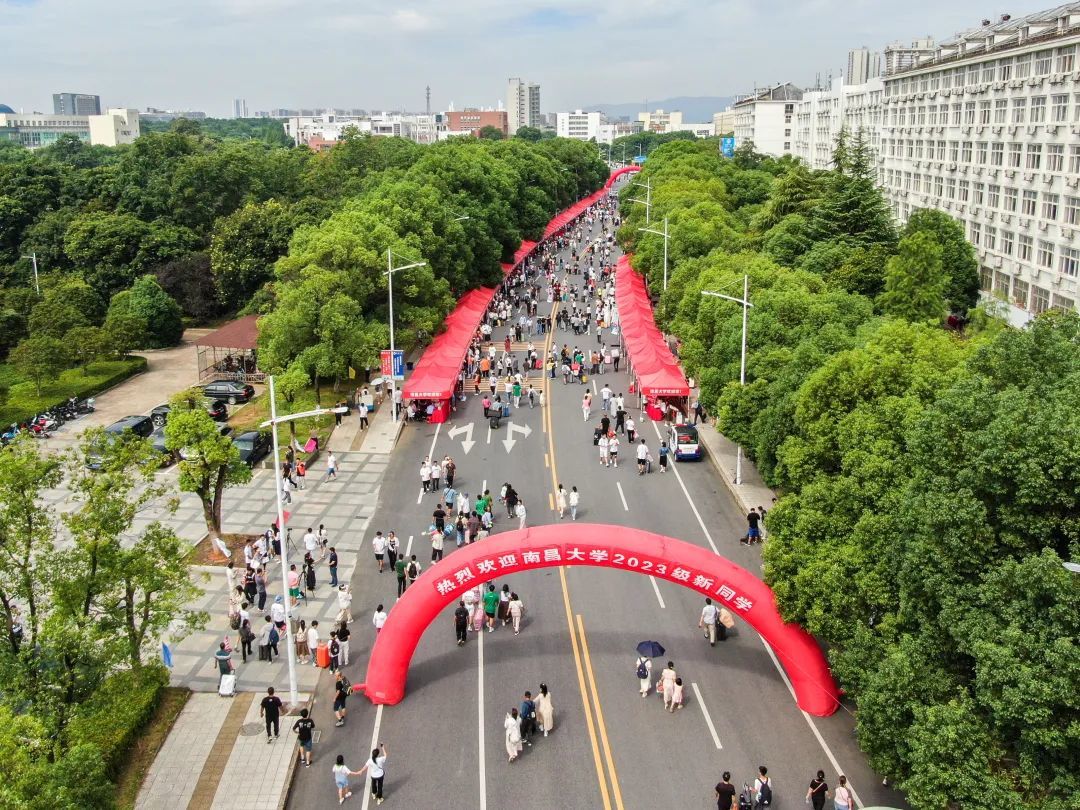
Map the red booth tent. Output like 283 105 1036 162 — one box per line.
541 166 641 239
614 254 690 398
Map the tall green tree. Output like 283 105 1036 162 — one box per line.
105 275 183 348
902 208 980 313
878 231 948 322
10 335 69 395
210 199 296 309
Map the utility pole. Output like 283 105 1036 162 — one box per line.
629 177 652 224
20 252 39 296
638 217 669 291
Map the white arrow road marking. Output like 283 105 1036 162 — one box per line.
501 420 533 453
448 422 476 454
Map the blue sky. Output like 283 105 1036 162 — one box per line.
0 0 1059 117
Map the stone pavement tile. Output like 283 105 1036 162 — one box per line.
184 692 254 810
695 421 776 514
135 693 237 810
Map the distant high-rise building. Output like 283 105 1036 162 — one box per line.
53 92 101 116
507 78 541 133
846 47 881 84
882 37 935 76
233 98 249 118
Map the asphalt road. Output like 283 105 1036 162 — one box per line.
287 195 909 810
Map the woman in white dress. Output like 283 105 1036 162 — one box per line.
535 683 555 736
504 708 523 762
636 655 653 697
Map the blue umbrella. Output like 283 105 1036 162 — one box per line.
636 640 665 658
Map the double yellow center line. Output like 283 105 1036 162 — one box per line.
540 300 624 810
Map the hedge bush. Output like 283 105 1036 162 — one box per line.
0 355 147 426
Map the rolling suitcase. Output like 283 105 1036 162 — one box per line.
218 673 236 697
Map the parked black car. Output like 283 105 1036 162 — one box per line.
200 381 256 405
86 415 155 469
150 399 228 427
232 430 271 467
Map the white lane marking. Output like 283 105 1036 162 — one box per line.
359 703 384 810
487 421 492 445
757 637 864 809
405 535 413 558
615 481 629 511
648 576 666 608
650 421 719 554
591 378 598 395
691 682 722 750
478 627 488 810
417 489 423 505
427 422 442 460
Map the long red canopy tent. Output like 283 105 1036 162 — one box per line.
614 254 690 417
401 167 640 417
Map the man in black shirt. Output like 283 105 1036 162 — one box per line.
715 771 737 810
292 708 315 767
432 504 447 533
260 686 283 742
742 509 762 545
454 600 469 646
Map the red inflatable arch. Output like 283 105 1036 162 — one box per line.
358 525 841 717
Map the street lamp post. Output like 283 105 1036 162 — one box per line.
260 379 346 709
629 177 652 224
701 275 752 485
638 217 669 291
20 252 39 296
385 249 427 423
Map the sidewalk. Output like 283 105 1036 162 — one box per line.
138 401 401 809
694 418 777 514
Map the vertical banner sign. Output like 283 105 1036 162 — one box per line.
720 137 735 158
380 350 393 380
381 350 405 380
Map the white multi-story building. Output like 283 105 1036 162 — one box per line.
794 76 885 170
597 120 644 145
713 109 737 135
879 4 1080 321
732 83 804 156
556 109 604 141
284 112 438 145
883 37 937 75
847 47 882 84
507 78 541 132
638 109 683 133
0 108 140 148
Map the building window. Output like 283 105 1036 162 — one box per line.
976 141 988 164
1071 145 1080 174
1031 96 1047 124
1005 186 1019 211
981 63 995 82
978 101 991 124
1026 144 1042 170
1035 50 1053 75
1052 94 1069 122
1001 230 1015 255
950 141 960 161
1032 285 1050 314
980 266 993 290
1042 193 1059 221
928 106 938 126
1022 190 1038 216
1048 144 1065 172
973 183 985 205
1061 247 1080 277
959 180 970 202
962 141 973 162
942 70 953 89
1057 45 1076 73
934 176 944 196
984 226 997 249
965 102 976 124
1018 234 1033 261
930 73 941 90
945 178 957 199
998 58 1013 81
1013 278 1029 307
937 140 947 160
1012 98 1027 123
1052 295 1074 313
970 221 981 244
988 184 1001 208
993 270 1011 296
1008 143 1023 168
967 65 980 85
1016 54 1032 78
994 99 1008 123
1065 195 1080 226
1037 240 1054 268
991 142 1004 165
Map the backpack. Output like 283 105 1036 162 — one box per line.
408 561 419 579
338 673 352 693
757 778 772 807
636 659 648 679
269 627 279 645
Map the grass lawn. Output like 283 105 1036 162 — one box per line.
113 686 191 810
228 385 337 461
0 357 147 426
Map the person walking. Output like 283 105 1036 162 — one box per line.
608 433 620 468
260 686 283 742
806 771 829 810
306 620 319 667
333 669 350 726
741 508 762 545
454 600 469 646
515 500 527 530
699 598 719 646
386 532 400 570
328 632 340 672
356 744 388 806
239 619 255 663
669 677 684 712
336 584 354 624
483 584 499 632
597 431 610 467
660 661 678 710
295 619 310 664
337 621 351 666
509 592 525 634
658 441 669 473
536 683 554 736
292 708 315 767
406 555 422 588
372 531 388 572
325 451 337 481
372 604 387 634
214 642 232 685
568 485 580 520
504 708 523 763
753 766 773 809
636 654 653 696
555 484 567 519
832 775 854 810
430 457 441 492
328 546 339 587
519 691 537 745
394 554 408 597
420 459 431 493
255 568 268 611
625 416 636 444
582 391 592 421
430 527 444 562
715 772 737 810
332 754 361 804
636 439 649 475
258 616 274 662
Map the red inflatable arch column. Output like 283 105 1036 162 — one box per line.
358 525 841 717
